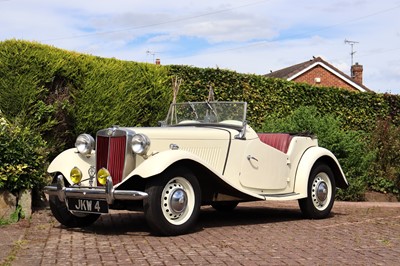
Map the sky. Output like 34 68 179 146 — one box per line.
1 0 399 94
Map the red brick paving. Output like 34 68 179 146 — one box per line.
1 201 399 265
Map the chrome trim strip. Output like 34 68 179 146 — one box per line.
259 192 299 198
44 175 148 205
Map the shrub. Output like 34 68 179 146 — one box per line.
0 111 49 193
262 106 371 201
367 117 400 197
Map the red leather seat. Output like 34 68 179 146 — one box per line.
257 133 293 153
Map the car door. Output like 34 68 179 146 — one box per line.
238 139 290 190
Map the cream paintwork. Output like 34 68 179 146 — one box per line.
44 102 349 237
125 126 231 141
121 126 343 200
47 148 95 186
119 149 265 200
222 130 321 197
238 138 289 190
288 146 346 199
48 126 231 184
127 126 231 173
47 123 346 202
130 126 232 175
124 150 205 179
120 124 342 200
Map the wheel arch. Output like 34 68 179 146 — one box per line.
47 148 95 186
316 156 348 189
165 160 258 203
125 150 209 179
294 147 348 197
122 157 261 204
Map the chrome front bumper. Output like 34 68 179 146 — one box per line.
44 175 148 205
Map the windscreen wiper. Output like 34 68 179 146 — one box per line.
188 102 199 120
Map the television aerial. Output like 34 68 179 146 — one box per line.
344 39 359 66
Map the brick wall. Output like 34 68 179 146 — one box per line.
293 65 358 92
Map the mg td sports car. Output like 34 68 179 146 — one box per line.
44 101 348 236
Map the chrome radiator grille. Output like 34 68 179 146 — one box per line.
96 135 126 184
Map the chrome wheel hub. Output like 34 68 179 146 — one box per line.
162 179 189 221
169 188 187 214
316 182 328 202
160 176 196 225
311 173 332 210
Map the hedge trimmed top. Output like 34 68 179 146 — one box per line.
1 39 399 141
1 39 399 198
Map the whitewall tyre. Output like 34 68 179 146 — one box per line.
298 163 336 219
144 167 201 236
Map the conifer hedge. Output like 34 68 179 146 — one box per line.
1 40 399 198
168 65 396 132
0 40 172 154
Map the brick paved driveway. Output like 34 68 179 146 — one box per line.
1 201 399 265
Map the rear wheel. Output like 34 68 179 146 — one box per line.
144 168 201 236
298 163 336 219
49 175 100 227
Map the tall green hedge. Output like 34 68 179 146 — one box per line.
2 40 399 140
0 40 172 153
1 40 400 198
74 58 171 135
168 65 397 132
0 40 85 154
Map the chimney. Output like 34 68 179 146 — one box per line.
351 62 363 84
155 58 161 65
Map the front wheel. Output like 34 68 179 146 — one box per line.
49 175 100 227
144 167 201 236
298 163 336 219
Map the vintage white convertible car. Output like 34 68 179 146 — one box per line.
44 101 348 235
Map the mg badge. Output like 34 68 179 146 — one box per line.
107 125 119 136
88 166 96 178
88 166 96 187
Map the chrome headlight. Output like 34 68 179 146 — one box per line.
75 134 95 155
131 133 150 155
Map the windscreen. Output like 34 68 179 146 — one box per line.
163 101 247 125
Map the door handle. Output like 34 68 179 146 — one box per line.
247 155 259 162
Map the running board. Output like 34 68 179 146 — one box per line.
259 192 303 201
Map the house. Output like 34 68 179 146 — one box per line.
265 57 372 92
